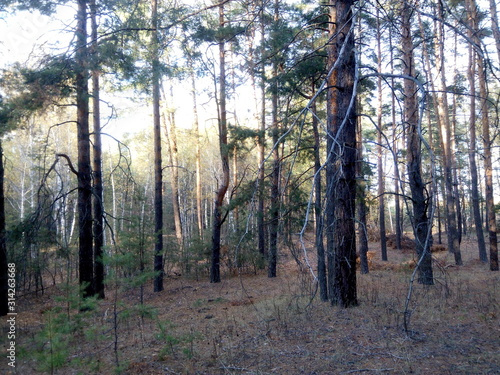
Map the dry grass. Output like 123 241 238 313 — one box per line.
1 237 499 375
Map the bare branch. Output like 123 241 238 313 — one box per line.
56 153 78 176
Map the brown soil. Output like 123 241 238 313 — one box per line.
1 236 499 375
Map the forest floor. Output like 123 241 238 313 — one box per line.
1 235 499 375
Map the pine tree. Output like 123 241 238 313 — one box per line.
325 0 358 307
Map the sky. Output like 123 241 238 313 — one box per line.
0 6 76 69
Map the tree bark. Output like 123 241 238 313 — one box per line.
90 0 105 299
0 141 8 316
211 3 230 283
468 0 499 271
402 1 433 285
389 31 402 250
258 0 266 262
489 0 500 63
76 0 95 298
465 0 487 262
478 45 499 271
311 92 328 298
433 5 462 265
326 0 358 307
376 9 387 261
164 82 183 249
268 0 280 279
356 110 369 275
451 31 463 246
152 0 164 292
190 69 203 239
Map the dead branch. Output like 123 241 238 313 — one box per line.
56 153 78 176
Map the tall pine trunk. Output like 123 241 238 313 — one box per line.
376 9 387 261
211 3 230 283
76 0 95 298
468 0 499 271
0 141 8 316
164 83 183 249
489 0 500 63
451 31 463 245
268 0 280 278
356 111 369 275
258 1 266 262
478 48 499 271
402 2 433 285
190 69 203 239
311 92 328 298
326 0 357 307
465 0 487 262
434 5 462 265
257 80 266 262
152 0 164 292
389 31 402 250
90 0 105 299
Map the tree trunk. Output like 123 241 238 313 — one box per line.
232 146 240 234
478 46 499 272
211 3 230 283
326 0 358 307
402 1 433 285
389 31 402 250
311 93 328 298
152 0 164 292
465 0 487 262
268 0 280 279
434 6 462 265
0 141 8 316
190 69 203 239
258 1 266 262
451 31 463 246
164 82 183 249
376 9 387 261
267 106 279 278
356 110 369 275
90 0 105 299
468 0 499 271
489 0 500 63
257 80 266 262
76 0 95 298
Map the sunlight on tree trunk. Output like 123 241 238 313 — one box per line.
326 0 358 307
466 0 499 271
433 4 462 265
402 1 433 285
